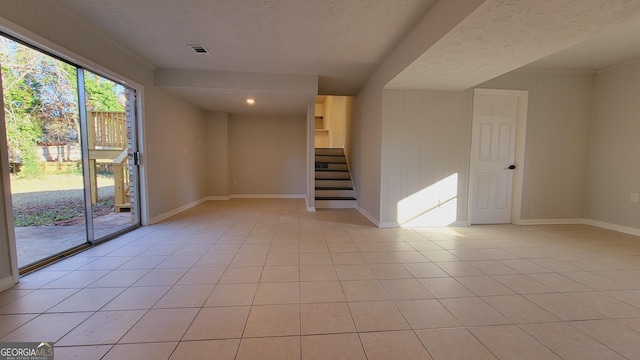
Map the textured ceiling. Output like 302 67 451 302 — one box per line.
50 0 640 114
52 0 435 95
523 14 640 71
387 0 640 90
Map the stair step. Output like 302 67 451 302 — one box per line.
315 197 357 200
316 189 355 198
315 187 353 190
315 199 357 209
315 179 353 188
315 155 346 163
315 172 351 180
315 148 345 156
315 163 348 171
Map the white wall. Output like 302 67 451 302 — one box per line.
378 70 594 226
229 115 306 195
206 112 230 197
380 90 471 226
353 0 487 224
479 71 594 220
352 85 383 223
586 63 640 230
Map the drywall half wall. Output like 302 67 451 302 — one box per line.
229 115 306 196
380 90 471 227
479 70 594 221
206 111 230 197
586 62 640 231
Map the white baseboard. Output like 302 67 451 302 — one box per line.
515 218 640 237
229 194 306 199
356 206 381 227
0 275 17 292
379 220 469 228
206 196 230 201
517 218 586 225
149 197 208 224
584 219 640 237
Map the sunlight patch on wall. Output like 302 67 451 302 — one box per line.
397 173 458 227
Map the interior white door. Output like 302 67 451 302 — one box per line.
469 91 519 224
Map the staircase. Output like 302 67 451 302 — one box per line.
315 148 356 208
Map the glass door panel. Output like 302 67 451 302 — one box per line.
1 34 141 271
0 35 88 268
83 70 139 242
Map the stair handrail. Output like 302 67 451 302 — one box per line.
112 149 130 206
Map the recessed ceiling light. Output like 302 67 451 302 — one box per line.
246 98 256 105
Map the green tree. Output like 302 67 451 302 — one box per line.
84 72 125 112
1 38 44 177
1 36 126 178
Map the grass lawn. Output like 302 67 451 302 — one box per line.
10 173 116 226
10 173 87 193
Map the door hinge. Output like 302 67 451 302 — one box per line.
133 152 141 166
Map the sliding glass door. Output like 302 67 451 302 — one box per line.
0 34 140 271
81 70 140 243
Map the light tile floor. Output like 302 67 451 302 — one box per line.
1 198 640 359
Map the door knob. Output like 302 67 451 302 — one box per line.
507 165 516 170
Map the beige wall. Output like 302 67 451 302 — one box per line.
586 63 640 229
206 112 230 197
229 115 306 195
145 87 208 218
380 90 471 226
479 71 594 220
326 96 347 149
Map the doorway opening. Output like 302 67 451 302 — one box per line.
313 95 356 208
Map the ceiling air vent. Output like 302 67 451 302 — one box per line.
188 44 210 55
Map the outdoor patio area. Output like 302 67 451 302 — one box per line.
15 212 134 267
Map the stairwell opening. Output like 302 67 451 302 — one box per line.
313 95 355 209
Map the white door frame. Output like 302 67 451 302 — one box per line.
0 71 20 288
468 88 528 225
